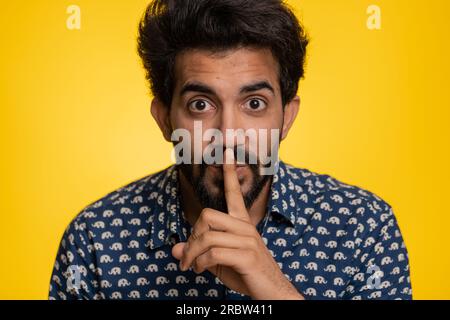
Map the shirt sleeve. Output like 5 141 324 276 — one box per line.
344 205 412 300
49 217 98 300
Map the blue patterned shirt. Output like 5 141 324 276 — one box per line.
49 161 411 300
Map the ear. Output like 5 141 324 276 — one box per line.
281 95 300 141
150 97 172 142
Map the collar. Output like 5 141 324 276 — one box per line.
266 160 302 228
146 166 188 250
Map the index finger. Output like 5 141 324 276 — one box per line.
223 148 250 221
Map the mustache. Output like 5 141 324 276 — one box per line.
205 146 259 166
177 145 262 166
176 144 279 176
199 148 259 179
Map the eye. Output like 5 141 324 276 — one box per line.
188 99 215 113
243 98 267 111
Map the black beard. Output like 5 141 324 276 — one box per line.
178 162 271 213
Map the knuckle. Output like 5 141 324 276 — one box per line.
208 248 219 261
200 208 211 222
191 229 200 241
198 231 210 245
225 188 239 199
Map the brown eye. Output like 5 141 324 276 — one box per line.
188 99 214 113
195 100 206 110
244 98 267 111
250 99 260 109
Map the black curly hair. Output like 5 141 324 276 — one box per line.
137 0 309 108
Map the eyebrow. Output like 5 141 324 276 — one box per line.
240 81 275 95
179 80 275 97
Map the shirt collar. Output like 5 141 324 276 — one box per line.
266 160 305 231
147 160 306 250
147 166 188 250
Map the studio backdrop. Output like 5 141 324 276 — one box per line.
0 0 449 299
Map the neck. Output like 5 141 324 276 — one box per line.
178 168 272 227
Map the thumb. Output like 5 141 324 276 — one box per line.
171 242 186 260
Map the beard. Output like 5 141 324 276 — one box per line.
177 150 272 213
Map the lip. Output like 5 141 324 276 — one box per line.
210 164 247 167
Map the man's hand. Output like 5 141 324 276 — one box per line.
172 148 304 300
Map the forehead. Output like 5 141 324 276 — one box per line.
173 47 280 93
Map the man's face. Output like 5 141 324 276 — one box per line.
154 47 298 212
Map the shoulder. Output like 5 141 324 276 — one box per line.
282 162 395 232
64 166 174 239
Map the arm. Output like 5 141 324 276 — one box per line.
344 206 412 300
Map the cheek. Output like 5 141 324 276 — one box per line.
263 116 284 151
248 125 283 157
169 106 188 130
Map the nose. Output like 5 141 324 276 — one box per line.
217 104 245 148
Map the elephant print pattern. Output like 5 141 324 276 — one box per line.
49 160 412 300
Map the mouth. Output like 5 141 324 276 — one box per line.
209 163 247 168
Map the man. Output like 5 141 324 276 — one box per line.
49 0 411 300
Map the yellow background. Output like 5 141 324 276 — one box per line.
0 0 449 299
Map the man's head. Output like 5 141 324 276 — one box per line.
138 0 308 212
